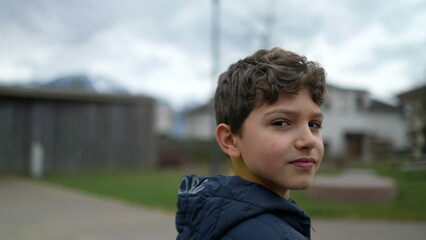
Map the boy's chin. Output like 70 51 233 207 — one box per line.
290 180 314 190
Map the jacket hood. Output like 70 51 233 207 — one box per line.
176 175 310 240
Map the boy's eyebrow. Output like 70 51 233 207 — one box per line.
264 109 324 118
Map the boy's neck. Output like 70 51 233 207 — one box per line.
231 158 290 200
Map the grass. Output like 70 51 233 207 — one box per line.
41 163 426 220
293 163 426 220
292 181 426 220
42 169 184 211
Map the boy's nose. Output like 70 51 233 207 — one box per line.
295 127 317 150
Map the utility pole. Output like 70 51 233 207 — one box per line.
210 0 221 175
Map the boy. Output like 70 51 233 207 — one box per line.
176 47 326 240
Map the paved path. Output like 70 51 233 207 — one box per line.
311 219 426 240
1 177 425 240
0 177 176 240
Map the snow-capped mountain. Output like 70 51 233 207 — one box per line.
38 74 128 94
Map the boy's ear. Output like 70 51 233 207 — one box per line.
215 123 241 158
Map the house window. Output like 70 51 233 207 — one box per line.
356 95 364 111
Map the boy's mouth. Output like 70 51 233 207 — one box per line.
290 158 316 170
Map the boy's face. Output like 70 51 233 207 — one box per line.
233 88 324 198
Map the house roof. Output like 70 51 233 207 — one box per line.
185 100 213 116
327 83 368 94
369 99 403 114
398 84 426 101
0 85 153 105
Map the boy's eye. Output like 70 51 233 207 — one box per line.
272 120 290 127
309 121 322 129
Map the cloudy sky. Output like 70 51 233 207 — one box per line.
0 0 425 109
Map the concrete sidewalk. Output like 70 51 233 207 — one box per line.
1 177 425 240
0 177 177 240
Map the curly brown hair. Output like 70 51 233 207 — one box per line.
215 47 326 136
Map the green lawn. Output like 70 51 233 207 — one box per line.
41 163 426 220
42 170 183 211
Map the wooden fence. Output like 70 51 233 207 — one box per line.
0 86 156 174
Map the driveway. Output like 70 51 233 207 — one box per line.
1 177 425 240
0 177 176 240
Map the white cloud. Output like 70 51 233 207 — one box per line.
285 11 425 100
81 25 212 109
0 0 425 109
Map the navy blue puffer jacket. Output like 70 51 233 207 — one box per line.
176 175 311 240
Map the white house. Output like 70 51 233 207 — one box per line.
183 84 409 162
183 103 215 140
322 85 408 162
154 100 176 138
